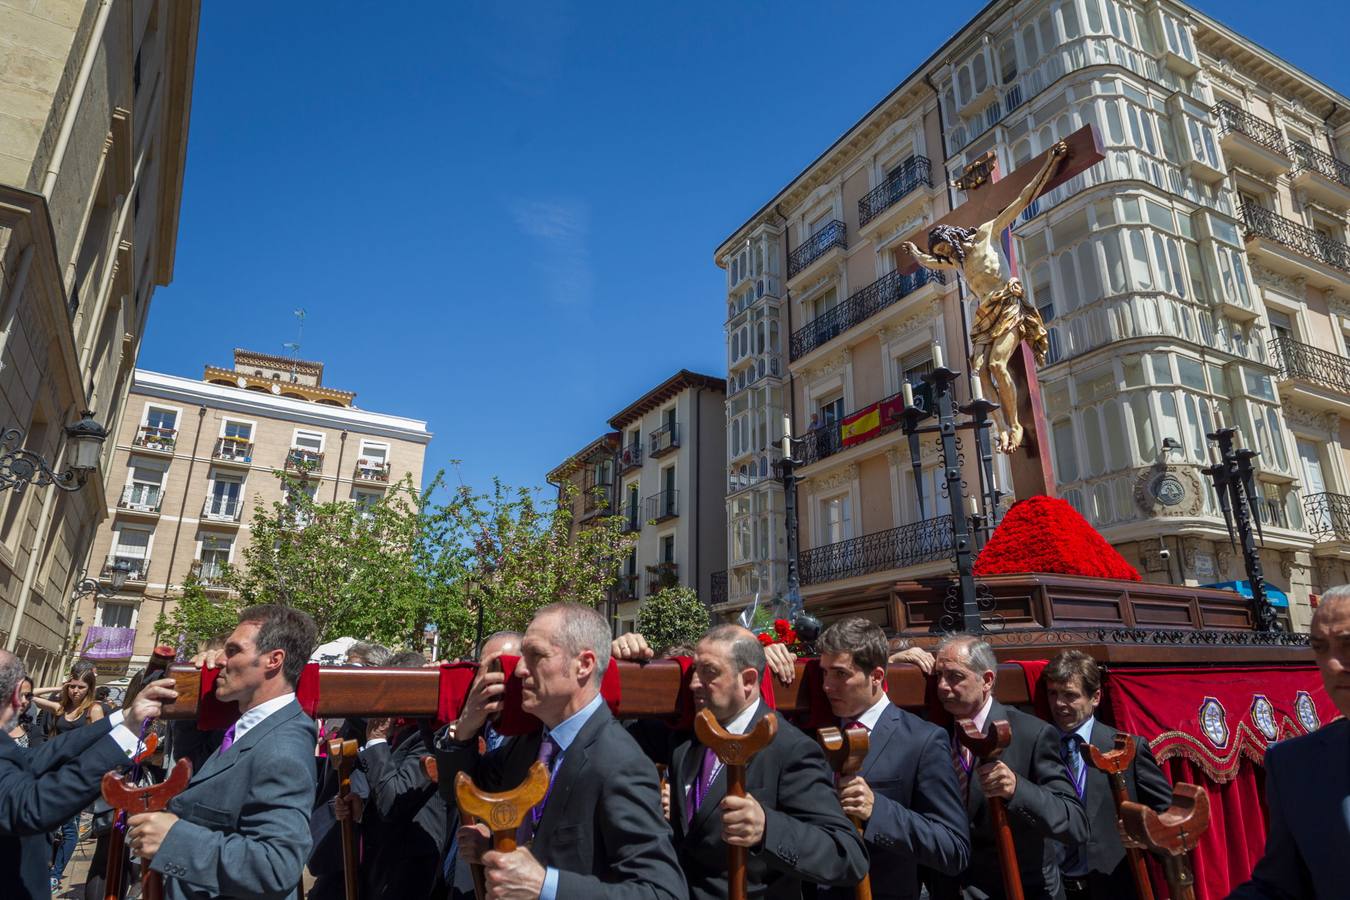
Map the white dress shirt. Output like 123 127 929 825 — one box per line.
841 692 891 732
228 692 297 746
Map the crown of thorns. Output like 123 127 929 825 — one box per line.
926 224 977 263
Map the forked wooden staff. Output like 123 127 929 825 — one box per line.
100 733 159 900
1082 734 1155 900
817 726 872 900
453 761 551 900
328 738 360 900
1120 784 1210 900
101 758 192 900
955 719 1024 900
694 707 777 900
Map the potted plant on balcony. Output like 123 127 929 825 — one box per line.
645 560 679 594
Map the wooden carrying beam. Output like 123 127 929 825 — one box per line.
161 660 1033 720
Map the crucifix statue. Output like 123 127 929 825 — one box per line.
897 124 1103 461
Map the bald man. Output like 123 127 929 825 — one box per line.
1228 587 1350 899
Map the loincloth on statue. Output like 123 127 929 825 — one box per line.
969 277 1049 364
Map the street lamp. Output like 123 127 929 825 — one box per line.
0 410 108 493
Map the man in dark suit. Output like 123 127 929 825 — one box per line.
437 602 686 899
1042 650 1171 899
126 604 320 900
931 635 1088 900
1228 586 1350 899
812 618 969 899
666 624 867 900
0 648 178 900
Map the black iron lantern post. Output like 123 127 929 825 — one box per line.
1201 424 1279 632
0 410 108 493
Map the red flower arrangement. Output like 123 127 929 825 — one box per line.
756 618 799 649
973 494 1141 581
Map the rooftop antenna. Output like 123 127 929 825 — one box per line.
283 309 305 381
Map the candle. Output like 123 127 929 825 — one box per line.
932 342 944 370
1209 443 1219 464
971 377 984 402
902 382 915 408
782 415 792 457
1235 428 1246 450
967 496 979 517
1214 407 1225 429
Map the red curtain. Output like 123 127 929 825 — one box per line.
1152 756 1267 900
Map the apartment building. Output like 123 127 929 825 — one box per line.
715 0 1350 631
0 1 199 681
74 349 431 675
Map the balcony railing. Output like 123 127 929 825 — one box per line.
858 157 932 226
581 480 612 514
649 422 680 458
213 437 253 463
1269 335 1350 394
191 559 228 586
618 443 643 472
285 449 324 473
799 515 955 586
647 560 679 593
710 570 727 607
645 489 679 522
617 573 639 601
1240 202 1350 272
621 504 642 533
1213 101 1288 156
118 485 162 513
103 556 150 582
1304 492 1350 542
202 497 242 523
788 219 846 278
353 460 391 482
132 426 177 451
80 626 136 660
796 388 916 466
790 268 946 360
1292 140 1350 189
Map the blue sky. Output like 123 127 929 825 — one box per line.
141 0 1346 495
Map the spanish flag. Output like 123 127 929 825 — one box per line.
840 403 881 447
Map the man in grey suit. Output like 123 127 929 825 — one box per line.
813 618 970 899
126 604 320 900
439 602 686 899
1227 586 1350 899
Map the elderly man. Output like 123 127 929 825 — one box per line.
0 649 178 899
814 618 969 899
1042 650 1170 900
667 624 867 899
931 635 1087 900
1227 586 1350 899
437 602 686 899
126 604 321 900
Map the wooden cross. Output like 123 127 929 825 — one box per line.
1119 783 1210 900
694 707 778 900
1083 734 1156 900
101 758 192 900
955 719 1024 900
454 762 551 900
817 726 872 900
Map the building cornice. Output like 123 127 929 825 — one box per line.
547 432 621 482
153 0 201 287
130 370 432 444
608 370 727 430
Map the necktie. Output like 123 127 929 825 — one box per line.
1061 733 1086 799
685 746 719 826
950 731 971 799
219 722 238 754
518 736 560 845
845 719 868 732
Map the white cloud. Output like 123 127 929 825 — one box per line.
510 198 593 308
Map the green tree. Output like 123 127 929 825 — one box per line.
635 585 710 656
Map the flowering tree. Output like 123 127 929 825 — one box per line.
635 585 710 655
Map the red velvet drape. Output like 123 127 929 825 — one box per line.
1153 756 1267 900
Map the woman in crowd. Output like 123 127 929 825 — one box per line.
30 666 104 891
5 676 37 747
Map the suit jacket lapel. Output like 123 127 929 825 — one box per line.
536 704 611 843
188 701 302 787
1085 720 1114 820
860 704 900 780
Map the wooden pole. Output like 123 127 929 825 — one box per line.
453 761 551 899
817 726 872 900
327 738 360 900
694 708 777 900
1120 784 1209 900
101 758 192 900
1083 734 1156 900
955 719 1024 900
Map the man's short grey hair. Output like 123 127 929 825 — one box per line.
936 634 998 679
536 603 612 682
701 624 767 675
0 651 27 706
1315 586 1350 623
348 641 393 666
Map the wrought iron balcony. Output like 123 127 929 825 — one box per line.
1269 335 1350 394
353 460 391 483
788 219 846 278
621 504 642 533
1292 140 1350 188
132 426 177 452
790 268 946 360
118 485 162 514
647 560 679 593
799 515 955 586
202 497 242 523
191 558 229 587
80 626 136 661
1213 101 1288 156
795 389 911 466
1241 202 1350 272
617 573 639 601
858 157 932 226
649 422 680 458
1305 492 1350 542
103 555 150 582
581 480 612 515
618 443 643 472
285 448 324 474
710 570 727 607
213 437 253 464
645 489 679 522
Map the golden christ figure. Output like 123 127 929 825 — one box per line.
903 140 1068 453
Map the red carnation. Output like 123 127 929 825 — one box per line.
773 618 790 636
757 632 774 646
974 494 1141 581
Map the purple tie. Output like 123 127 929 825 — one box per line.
518 736 560 844
219 723 238 754
685 746 718 826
